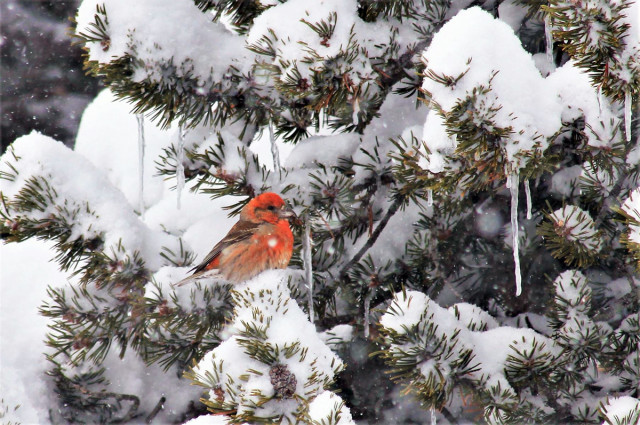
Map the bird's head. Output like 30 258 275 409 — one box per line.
242 192 297 224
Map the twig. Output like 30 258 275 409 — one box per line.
441 407 459 425
145 396 166 423
339 196 404 279
103 392 140 423
68 380 140 423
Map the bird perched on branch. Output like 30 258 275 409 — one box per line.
174 192 297 285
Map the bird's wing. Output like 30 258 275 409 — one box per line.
189 220 261 274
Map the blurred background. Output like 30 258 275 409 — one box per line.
1 0 101 153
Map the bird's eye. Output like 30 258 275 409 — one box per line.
267 205 276 211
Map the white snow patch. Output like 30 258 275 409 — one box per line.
308 391 355 425
421 7 562 170
76 0 248 82
600 396 640 425
0 240 66 424
2 132 181 271
75 89 171 209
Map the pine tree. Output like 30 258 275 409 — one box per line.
1 0 639 424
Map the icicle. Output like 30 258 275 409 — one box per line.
597 85 604 114
176 125 186 209
269 119 281 171
625 88 632 142
427 189 434 207
430 406 437 425
524 179 532 220
352 97 360 126
364 291 373 338
544 14 554 69
136 114 146 219
509 172 522 296
302 215 314 323
319 107 327 133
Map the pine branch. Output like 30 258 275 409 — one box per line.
145 396 166 424
339 195 404 280
594 163 639 228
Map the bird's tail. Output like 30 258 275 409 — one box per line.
171 269 224 288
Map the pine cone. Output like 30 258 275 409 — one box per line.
269 363 297 399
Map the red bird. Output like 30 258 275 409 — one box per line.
175 192 296 285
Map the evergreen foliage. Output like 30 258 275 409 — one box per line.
1 0 639 423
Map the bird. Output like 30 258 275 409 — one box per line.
174 192 297 286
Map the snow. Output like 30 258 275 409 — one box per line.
75 89 171 209
352 92 427 183
183 415 234 425
0 89 250 422
319 324 354 347
0 239 66 424
284 133 359 169
381 290 557 403
192 270 344 421
469 326 548 388
600 396 640 425
419 8 625 179
605 277 634 299
144 183 237 241
449 302 499 331
610 0 640 86
549 205 602 252
92 339 202 422
247 0 392 87
419 114 457 173
554 270 590 307
550 165 582 198
76 0 248 83
75 87 240 258
421 7 562 170
6 1 639 422
379 290 430 333
621 187 640 244
355 193 424 266
1 131 181 271
148 265 231 314
497 0 528 32
546 61 621 149
250 127 296 172
308 391 355 425
475 203 505 239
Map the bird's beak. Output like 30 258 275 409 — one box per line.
279 206 297 220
